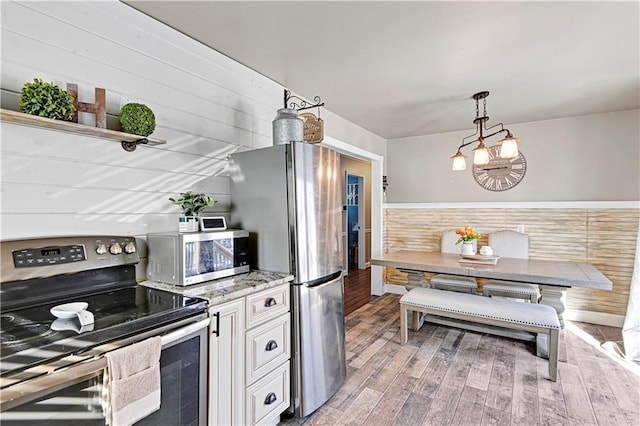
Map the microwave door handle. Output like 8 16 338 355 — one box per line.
160 318 210 347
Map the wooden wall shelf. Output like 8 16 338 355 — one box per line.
0 108 167 151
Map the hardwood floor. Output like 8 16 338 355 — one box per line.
344 265 371 316
282 294 640 426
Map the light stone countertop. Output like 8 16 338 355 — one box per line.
140 270 294 306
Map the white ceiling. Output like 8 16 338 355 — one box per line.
125 1 639 140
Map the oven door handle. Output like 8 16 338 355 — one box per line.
161 318 210 347
1 317 210 412
1 357 108 411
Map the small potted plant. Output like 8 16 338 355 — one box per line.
169 191 216 232
19 78 76 121
119 102 156 136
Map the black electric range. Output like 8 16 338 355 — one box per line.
0 236 208 391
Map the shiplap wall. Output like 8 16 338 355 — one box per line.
382 205 639 318
0 1 283 243
0 1 386 250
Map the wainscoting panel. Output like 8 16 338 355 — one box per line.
383 207 639 316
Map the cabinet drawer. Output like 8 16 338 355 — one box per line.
246 314 290 384
245 363 290 426
246 284 289 328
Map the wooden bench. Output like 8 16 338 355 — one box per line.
399 287 560 381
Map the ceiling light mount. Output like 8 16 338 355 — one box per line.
451 91 522 171
472 91 490 101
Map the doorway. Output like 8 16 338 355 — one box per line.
341 158 371 315
321 135 384 297
346 173 365 274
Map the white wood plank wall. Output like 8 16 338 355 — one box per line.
0 1 283 246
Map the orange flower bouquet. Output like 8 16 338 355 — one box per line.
455 225 481 245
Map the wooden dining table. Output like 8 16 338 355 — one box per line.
371 249 612 323
371 250 613 356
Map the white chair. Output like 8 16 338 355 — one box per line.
429 230 478 294
482 230 539 302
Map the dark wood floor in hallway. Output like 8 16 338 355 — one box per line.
281 293 640 426
344 265 371 316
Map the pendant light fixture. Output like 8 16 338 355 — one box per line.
450 91 522 171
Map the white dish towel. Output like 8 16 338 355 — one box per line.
103 336 162 426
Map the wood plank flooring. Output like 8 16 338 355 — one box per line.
281 294 640 426
344 265 371 316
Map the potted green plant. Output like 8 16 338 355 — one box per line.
19 78 76 121
119 102 156 136
169 191 216 232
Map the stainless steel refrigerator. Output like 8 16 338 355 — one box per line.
229 141 346 418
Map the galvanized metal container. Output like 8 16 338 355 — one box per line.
272 108 303 145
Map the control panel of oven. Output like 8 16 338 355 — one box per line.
12 244 87 267
1 236 140 282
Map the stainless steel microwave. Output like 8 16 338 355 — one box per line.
147 230 249 286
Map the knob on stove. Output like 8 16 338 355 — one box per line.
124 242 136 254
109 242 123 255
96 244 107 255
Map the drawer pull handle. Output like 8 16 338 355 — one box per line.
264 392 277 405
264 297 277 307
265 340 278 351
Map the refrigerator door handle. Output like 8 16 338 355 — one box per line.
300 270 342 287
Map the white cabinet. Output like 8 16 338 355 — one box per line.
209 299 244 426
245 363 290 426
245 314 289 384
209 283 290 426
245 285 289 328
244 284 291 426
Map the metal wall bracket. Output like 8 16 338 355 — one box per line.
121 138 148 152
284 89 325 112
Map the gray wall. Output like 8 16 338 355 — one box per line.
385 109 640 203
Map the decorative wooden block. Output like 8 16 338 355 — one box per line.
67 83 106 128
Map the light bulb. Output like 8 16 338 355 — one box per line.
499 137 520 158
451 152 467 171
473 146 490 165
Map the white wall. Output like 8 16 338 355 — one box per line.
320 108 386 159
385 109 640 203
0 1 385 243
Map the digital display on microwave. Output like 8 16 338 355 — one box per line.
184 239 234 277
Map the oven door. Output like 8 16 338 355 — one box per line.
0 316 209 425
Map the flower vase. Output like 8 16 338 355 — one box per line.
461 241 476 255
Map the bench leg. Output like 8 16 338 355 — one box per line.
536 334 549 359
400 304 408 345
411 311 424 331
548 329 559 382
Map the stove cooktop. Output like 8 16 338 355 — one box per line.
0 235 208 386
0 285 207 380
